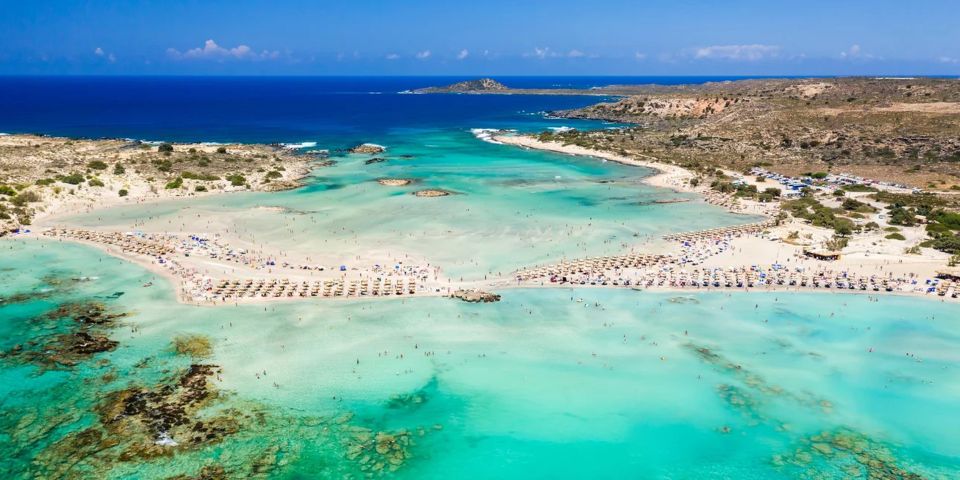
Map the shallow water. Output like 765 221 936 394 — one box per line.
59 128 754 279
2 239 958 478
3 76 958 478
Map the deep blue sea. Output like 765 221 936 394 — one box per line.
0 76 764 144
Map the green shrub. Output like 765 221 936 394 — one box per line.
842 184 878 193
165 177 183 189
841 198 874 212
929 210 960 230
35 178 55 186
153 159 173 172
88 178 105 187
10 191 41 206
181 171 219 181
88 160 108 170
225 174 246 187
216 146 227 154
888 207 917 226
118 189 128 197
158 143 174 153
195 185 207 192
885 233 906 241
930 234 960 253
265 170 283 179
113 163 125 174
0 185 16 196
926 222 952 237
59 172 85 185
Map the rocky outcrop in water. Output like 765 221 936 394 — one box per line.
377 178 415 186
2 301 126 368
450 289 501 303
350 143 386 154
413 189 453 197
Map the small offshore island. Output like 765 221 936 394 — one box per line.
2 75 960 480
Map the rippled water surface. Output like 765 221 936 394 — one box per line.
2 240 958 478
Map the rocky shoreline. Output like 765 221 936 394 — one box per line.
0 134 317 235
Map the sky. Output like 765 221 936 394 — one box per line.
1 0 959 76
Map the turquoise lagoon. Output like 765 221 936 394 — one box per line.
59 128 754 280
2 76 958 478
2 239 958 478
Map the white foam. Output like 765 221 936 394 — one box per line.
548 126 575 133
282 141 318 150
470 128 515 144
155 432 178 447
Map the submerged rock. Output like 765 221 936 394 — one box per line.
344 428 414 474
171 334 214 358
386 376 437 410
54 332 119 363
44 301 128 326
364 157 388 165
165 465 228 480
2 301 126 369
777 428 925 480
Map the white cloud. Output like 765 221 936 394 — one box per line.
385 53 400 60
694 44 780 61
526 47 558 59
567 49 585 58
634 52 647 60
939 56 959 64
840 44 861 58
840 44 880 60
415 50 431 60
166 39 280 61
456 49 469 60
94 47 116 63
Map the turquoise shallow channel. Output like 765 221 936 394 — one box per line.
2 239 959 479
57 128 756 280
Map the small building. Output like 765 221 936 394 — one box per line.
803 249 842 261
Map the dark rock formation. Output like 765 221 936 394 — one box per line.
350 143 386 154
450 289 501 303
